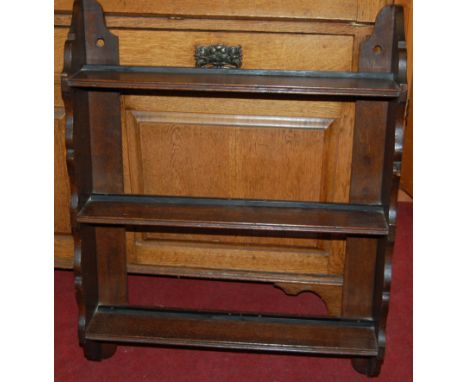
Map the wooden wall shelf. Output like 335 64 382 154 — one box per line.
61 0 407 377
77 194 389 236
87 306 378 356
68 65 402 98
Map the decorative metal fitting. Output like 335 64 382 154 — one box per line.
195 44 242 69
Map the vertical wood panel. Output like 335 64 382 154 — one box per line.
342 101 390 318
55 106 74 268
318 102 355 275
400 84 412 195
319 103 355 203
96 227 128 304
54 234 74 268
88 93 125 193
349 102 389 204
395 0 412 196
231 126 326 200
54 107 71 234
342 238 378 318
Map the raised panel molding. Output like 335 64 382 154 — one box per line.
125 109 333 200
128 111 333 131
122 108 344 276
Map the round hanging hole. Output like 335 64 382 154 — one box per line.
96 38 105 48
373 45 382 55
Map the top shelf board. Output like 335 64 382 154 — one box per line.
66 65 402 98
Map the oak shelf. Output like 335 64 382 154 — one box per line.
66 65 402 98
86 305 378 356
77 194 389 236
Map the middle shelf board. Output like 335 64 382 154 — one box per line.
66 65 402 98
77 194 389 236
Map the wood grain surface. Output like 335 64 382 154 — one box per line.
56 29 354 72
77 194 389 235
86 305 378 355
56 0 360 21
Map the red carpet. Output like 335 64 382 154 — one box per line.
55 203 412 381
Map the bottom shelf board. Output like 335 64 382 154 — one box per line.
86 305 377 356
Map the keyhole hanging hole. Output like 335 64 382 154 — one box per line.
373 45 382 55
96 38 105 48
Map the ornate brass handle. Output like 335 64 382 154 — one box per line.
195 44 242 69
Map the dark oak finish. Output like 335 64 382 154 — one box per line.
341 5 407 376
61 0 128 360
62 0 407 377
66 66 402 98
87 306 378 356
77 194 389 236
